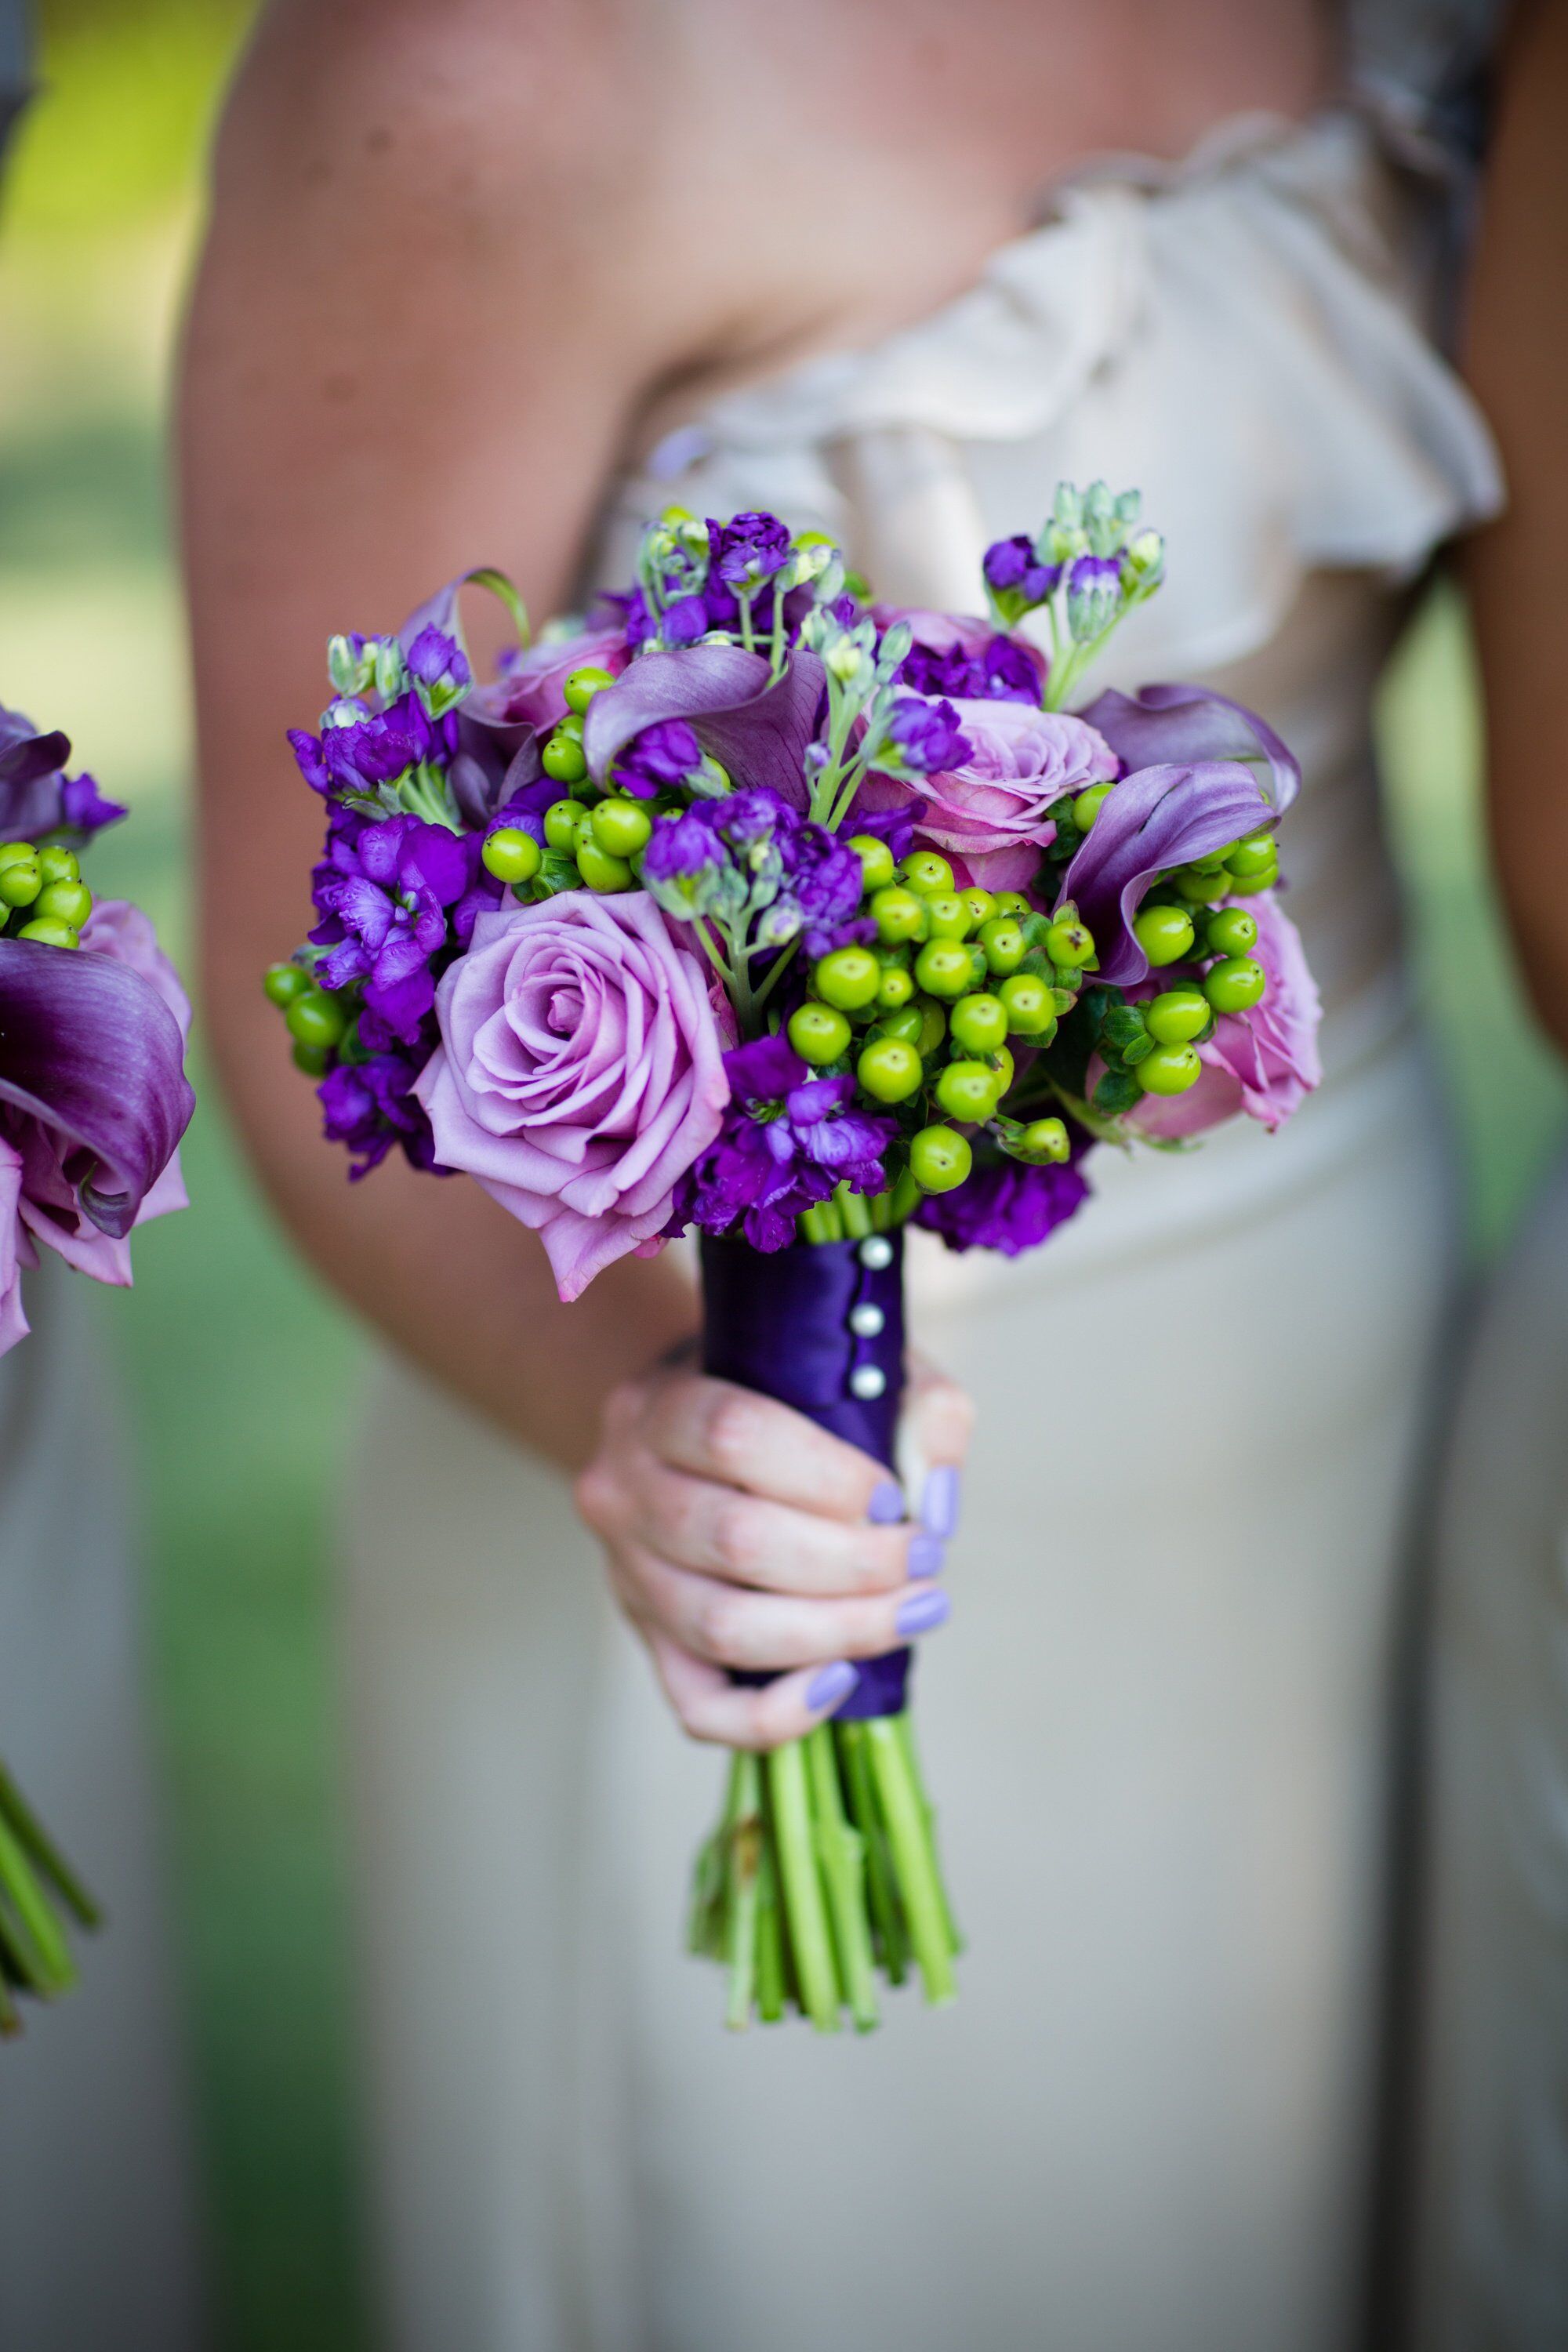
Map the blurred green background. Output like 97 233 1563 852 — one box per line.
0 4 1563 2347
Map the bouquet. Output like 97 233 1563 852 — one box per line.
0 704 194 2031
270 484 1319 2031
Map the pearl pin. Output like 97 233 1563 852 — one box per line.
848 1364 887 1401
848 1302 885 1338
858 1236 895 1272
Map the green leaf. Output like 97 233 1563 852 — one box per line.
1102 1004 1149 1054
1122 1033 1154 1066
1092 1065 1142 1116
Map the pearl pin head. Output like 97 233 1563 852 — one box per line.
848 1302 886 1338
848 1363 887 1401
857 1236 895 1272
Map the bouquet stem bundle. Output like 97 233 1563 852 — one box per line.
695 1226 959 2031
690 1713 957 2032
0 1763 100 2034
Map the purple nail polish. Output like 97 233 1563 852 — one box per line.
921 1466 960 1540
896 1588 951 1638
868 1479 906 1526
806 1661 858 1712
906 1532 945 1581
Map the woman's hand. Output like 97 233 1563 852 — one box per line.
575 1356 973 1748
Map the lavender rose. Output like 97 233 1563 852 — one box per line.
1124 893 1322 1140
415 892 729 1301
862 696 1116 892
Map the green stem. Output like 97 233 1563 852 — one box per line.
724 1752 764 2031
834 1181 873 1240
866 1717 956 2007
798 1203 835 1246
869 1187 892 1232
894 1713 962 1956
0 1814 74 1996
765 1739 840 2031
0 1764 100 1927
755 1838 786 2021
888 1166 923 1225
837 1722 908 1983
806 1727 879 2033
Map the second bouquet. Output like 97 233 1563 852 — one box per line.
269 485 1318 2031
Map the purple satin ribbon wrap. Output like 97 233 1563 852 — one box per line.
699 1231 909 1720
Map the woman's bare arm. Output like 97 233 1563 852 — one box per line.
1461 0 1568 1057
180 0 702 1468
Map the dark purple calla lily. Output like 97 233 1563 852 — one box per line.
0 704 127 843
0 938 194 1237
583 645 826 806
1061 760 1274 985
1077 682 1300 813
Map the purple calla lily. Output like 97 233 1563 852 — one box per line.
1061 760 1275 985
0 704 128 843
1077 682 1300 812
583 644 826 807
0 937 194 1239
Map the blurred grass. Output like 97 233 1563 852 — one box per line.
0 7 1564 2352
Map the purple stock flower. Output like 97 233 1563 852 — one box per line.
916 1140 1091 1257
886 695 972 775
982 535 1060 608
1065 553 1122 637
404 624 473 715
289 690 455 800
612 717 702 798
310 811 472 1038
641 789 863 955
676 1035 895 1252
0 704 127 843
712 511 792 588
899 633 1042 705
318 1047 442 1180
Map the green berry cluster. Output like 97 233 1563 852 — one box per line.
786 841 1091 1200
262 959 350 1075
495 665 670 902
0 840 95 949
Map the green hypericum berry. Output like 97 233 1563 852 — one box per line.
788 1002 853 1065
872 1004 925 1047
869 885 928 946
949 992 1008 1054
812 946 881 1011
286 989 349 1050
292 1040 331 1076
1144 989 1210 1044
1073 782 1113 830
554 709 585 745
1204 955 1267 1014
1137 1041 1203 1096
959 887 996 931
997 972 1055 1036
988 1044 1015 1098
1045 916 1094 967
897 851 954 898
0 840 35 873
0 857 42 909
917 999 949 1058
978 917 1026 976
1224 832 1277 879
909 1124 972 1192
1133 903 1196 966
35 880 93 929
1173 866 1230 905
563 665 615 713
1021 1116 1070 1162
1226 865 1277 898
848 833 896 892
576 837 633 893
590 798 652 858
263 962 311 1008
875 964 915 1011
923 892 971 941
37 844 80 886
16 916 78 949
993 892 1033 918
913 939 974 1000
482 827 543 884
935 1061 998 1122
541 731 588 784
544 799 583 853
1205 906 1258 957
856 1036 924 1104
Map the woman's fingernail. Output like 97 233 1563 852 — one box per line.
921 1467 960 1539
868 1479 906 1525
906 1533 945 1581
806 1661 858 1712
896 1588 951 1638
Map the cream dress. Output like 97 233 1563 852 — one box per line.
342 60 1504 2352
